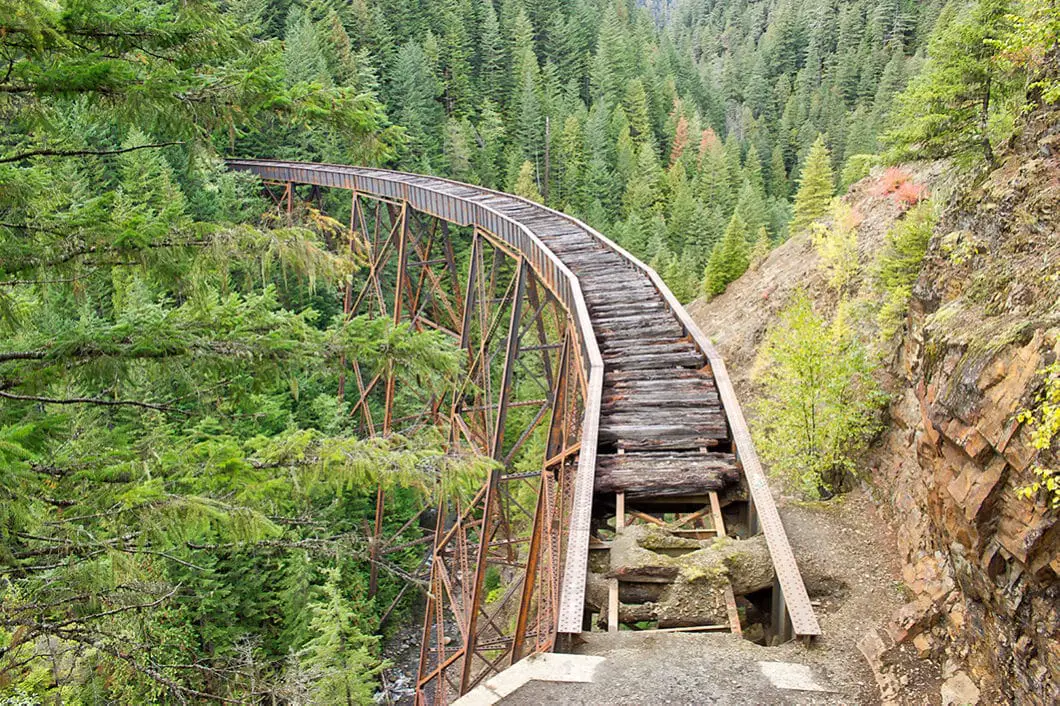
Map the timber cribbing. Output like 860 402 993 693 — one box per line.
226 158 820 645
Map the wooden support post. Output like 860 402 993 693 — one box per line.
709 491 726 538
724 582 742 638
615 491 625 531
608 579 619 633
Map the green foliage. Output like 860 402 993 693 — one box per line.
292 567 384 704
0 2 468 701
997 1 1060 107
752 293 888 497
811 200 862 293
702 212 750 298
1016 362 1060 509
514 160 543 203
791 136 836 235
840 154 880 191
874 202 936 339
884 0 1017 166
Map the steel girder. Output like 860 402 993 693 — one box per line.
262 178 589 704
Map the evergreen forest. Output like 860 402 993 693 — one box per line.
1 0 1056 702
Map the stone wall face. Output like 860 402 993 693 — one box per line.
872 121 1059 704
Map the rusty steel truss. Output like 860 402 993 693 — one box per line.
227 159 820 705
230 161 603 703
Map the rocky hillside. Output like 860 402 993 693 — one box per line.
689 108 1059 704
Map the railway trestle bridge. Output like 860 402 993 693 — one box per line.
227 160 821 705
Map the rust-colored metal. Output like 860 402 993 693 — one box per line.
236 161 596 704
227 158 821 706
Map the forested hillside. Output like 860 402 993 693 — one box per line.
248 0 945 300
2 0 1057 702
0 2 473 702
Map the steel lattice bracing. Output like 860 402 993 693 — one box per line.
226 159 821 705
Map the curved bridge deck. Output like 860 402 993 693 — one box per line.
226 159 820 700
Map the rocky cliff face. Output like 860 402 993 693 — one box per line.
871 109 1059 704
689 108 1059 703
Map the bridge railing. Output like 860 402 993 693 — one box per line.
513 203 822 640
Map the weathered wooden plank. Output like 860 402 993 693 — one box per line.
600 412 727 430
604 369 711 384
598 422 728 443
602 352 706 371
597 451 737 467
601 393 722 409
724 582 742 637
595 456 739 496
612 437 725 453
597 327 688 343
600 339 689 353
600 340 689 354
585 294 665 309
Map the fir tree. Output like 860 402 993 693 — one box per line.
702 212 750 297
284 8 333 87
791 135 835 234
514 161 543 202
885 0 1015 166
768 144 790 199
391 42 444 169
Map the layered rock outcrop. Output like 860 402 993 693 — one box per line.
871 110 1059 703
690 106 1059 703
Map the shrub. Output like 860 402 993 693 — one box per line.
892 179 928 207
811 200 862 293
840 154 878 191
874 202 936 339
1016 363 1060 509
752 293 888 498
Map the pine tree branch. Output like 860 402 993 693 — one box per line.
0 351 45 362
0 390 173 412
0 276 83 287
2 238 210 274
0 141 183 164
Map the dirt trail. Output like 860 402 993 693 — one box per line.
497 487 924 704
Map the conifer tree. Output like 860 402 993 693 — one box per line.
472 100 507 189
284 8 333 87
885 0 1014 166
743 145 766 195
477 0 505 104
696 140 733 216
514 161 543 202
702 212 750 297
623 141 662 217
768 144 790 199
750 225 772 268
391 42 444 170
734 179 770 239
791 135 835 234
557 114 587 211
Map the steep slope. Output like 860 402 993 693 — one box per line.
689 107 1059 704
871 109 1059 704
